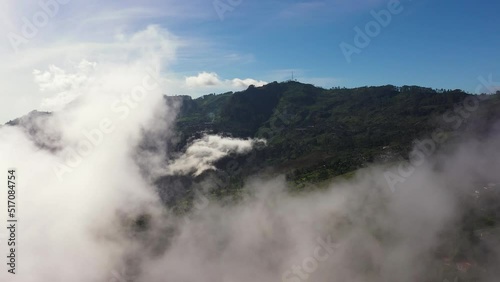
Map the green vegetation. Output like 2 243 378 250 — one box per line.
169 81 500 188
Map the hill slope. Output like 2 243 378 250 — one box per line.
170 81 500 186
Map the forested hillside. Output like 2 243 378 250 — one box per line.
169 81 500 187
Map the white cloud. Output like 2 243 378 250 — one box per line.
33 60 97 93
185 72 221 87
167 135 266 176
185 72 267 91
0 21 174 282
0 24 179 122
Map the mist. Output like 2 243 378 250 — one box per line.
1 29 499 282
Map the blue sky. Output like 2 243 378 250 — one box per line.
0 0 499 122
167 0 500 91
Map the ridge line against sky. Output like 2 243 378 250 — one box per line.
0 0 499 123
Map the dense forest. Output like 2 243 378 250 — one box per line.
167 81 500 191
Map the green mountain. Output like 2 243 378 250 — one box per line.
169 81 500 187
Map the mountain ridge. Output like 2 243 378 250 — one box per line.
170 81 500 186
